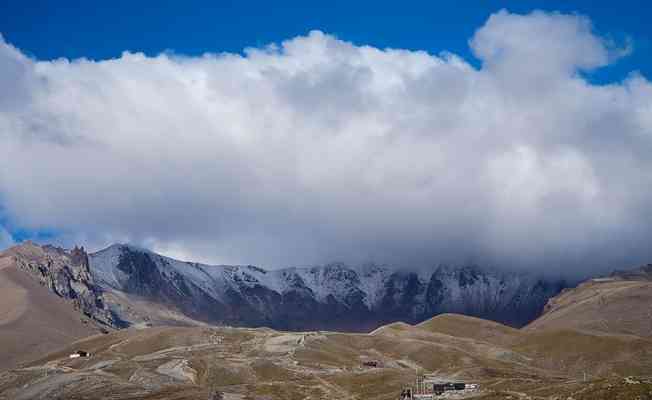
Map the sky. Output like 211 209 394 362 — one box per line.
1 1 650 81
1 1 651 276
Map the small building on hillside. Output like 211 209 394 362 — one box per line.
69 350 91 359
362 360 381 368
400 374 478 398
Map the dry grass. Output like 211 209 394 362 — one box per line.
526 280 652 337
417 314 522 346
4 262 652 399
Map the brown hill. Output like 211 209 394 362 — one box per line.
0 246 105 372
2 316 651 400
416 313 523 346
525 278 652 337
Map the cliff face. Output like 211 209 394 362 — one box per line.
89 244 569 331
7 242 121 329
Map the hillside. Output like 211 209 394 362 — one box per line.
525 278 652 337
416 313 523 346
2 313 651 400
0 245 106 372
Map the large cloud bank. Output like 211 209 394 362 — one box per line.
1 10 651 275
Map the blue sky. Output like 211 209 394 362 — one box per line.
1 0 649 80
1 2 652 274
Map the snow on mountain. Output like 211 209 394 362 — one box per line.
90 243 128 289
88 244 569 331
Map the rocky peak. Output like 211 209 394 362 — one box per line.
6 242 121 329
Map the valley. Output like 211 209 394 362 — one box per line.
2 310 652 399
1 242 652 399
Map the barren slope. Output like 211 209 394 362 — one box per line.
416 313 523 346
3 311 652 400
0 252 102 372
526 278 652 337
0 323 534 400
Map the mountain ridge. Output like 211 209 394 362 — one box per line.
84 243 570 331
0 241 573 332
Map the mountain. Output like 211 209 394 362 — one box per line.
0 243 110 371
87 243 568 331
3 244 652 399
0 240 569 371
5 242 120 328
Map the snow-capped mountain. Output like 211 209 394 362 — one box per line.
88 244 569 331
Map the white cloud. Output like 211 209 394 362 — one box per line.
0 11 650 275
0 227 15 250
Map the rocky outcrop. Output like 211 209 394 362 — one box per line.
7 242 121 329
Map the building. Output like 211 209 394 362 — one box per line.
69 350 91 359
400 374 476 398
